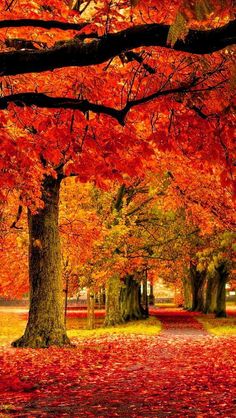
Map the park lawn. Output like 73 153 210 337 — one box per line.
197 312 236 336
67 317 162 339
0 313 27 346
0 310 161 346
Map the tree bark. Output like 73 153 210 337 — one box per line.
1 20 235 76
149 283 155 306
12 176 70 348
141 270 149 317
104 275 124 326
182 276 192 310
104 274 147 326
87 288 95 329
96 286 106 309
120 275 146 321
64 274 69 326
190 263 206 312
204 273 218 314
215 263 228 318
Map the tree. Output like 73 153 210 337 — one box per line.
197 232 235 317
0 0 235 347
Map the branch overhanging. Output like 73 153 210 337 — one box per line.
0 78 226 126
0 20 235 76
0 19 89 31
0 78 225 125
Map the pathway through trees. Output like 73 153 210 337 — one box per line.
153 308 209 338
0 308 235 417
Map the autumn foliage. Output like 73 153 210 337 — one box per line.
0 0 235 349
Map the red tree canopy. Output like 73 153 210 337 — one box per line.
0 1 235 203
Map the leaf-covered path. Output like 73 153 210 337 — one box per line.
0 309 236 417
154 308 209 338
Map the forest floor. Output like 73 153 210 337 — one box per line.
0 307 236 417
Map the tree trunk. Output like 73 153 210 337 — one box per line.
12 176 70 348
104 275 124 326
120 275 146 321
141 270 149 317
215 263 228 318
149 283 155 305
182 276 192 310
97 286 106 308
204 273 218 314
104 274 147 326
64 274 69 326
87 288 95 329
190 263 206 312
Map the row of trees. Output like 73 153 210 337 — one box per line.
1 164 235 335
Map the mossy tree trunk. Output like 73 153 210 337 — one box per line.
104 274 147 326
204 273 218 314
120 275 147 321
215 263 228 318
12 176 70 348
104 275 124 326
190 263 206 312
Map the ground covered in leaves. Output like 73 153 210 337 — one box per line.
0 308 236 417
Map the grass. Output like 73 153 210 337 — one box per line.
67 316 162 339
0 309 162 346
155 303 176 308
0 313 27 346
197 312 236 336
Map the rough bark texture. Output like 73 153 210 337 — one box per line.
204 273 218 314
104 274 147 326
190 264 206 312
12 176 70 348
120 276 146 321
182 277 192 310
104 276 124 326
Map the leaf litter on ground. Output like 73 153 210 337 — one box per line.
0 308 235 417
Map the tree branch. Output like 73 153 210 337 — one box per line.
10 204 23 229
0 19 89 31
0 76 226 124
0 92 124 123
0 20 235 76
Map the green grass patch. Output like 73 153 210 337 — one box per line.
0 310 161 345
197 315 236 336
67 317 162 339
